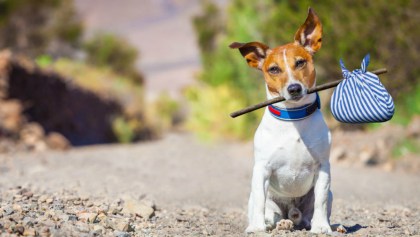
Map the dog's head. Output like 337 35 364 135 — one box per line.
230 8 322 103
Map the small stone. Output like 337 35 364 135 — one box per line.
75 222 90 233
58 213 69 221
22 217 34 227
122 198 155 219
97 213 107 222
330 147 346 162
3 205 14 216
68 214 78 221
12 204 22 213
98 203 109 213
46 198 54 204
77 212 98 223
359 147 378 165
106 218 134 232
23 228 36 236
110 206 123 215
45 132 70 150
38 195 48 203
114 231 131 237
13 224 25 235
22 191 34 198
51 200 64 210
92 225 105 236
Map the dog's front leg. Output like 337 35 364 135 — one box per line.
310 161 332 233
246 163 270 233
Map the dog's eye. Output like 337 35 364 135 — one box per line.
268 66 281 74
295 59 307 69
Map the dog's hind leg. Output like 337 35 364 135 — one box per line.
264 196 282 230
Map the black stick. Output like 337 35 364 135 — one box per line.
230 68 388 118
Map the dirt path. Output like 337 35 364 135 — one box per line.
1 132 419 236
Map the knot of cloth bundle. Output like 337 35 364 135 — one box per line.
330 54 395 123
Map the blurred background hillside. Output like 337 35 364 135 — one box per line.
0 0 419 171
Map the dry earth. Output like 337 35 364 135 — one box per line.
0 132 419 236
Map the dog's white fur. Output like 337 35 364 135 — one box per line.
245 53 333 234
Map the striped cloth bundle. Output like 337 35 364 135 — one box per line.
330 54 394 123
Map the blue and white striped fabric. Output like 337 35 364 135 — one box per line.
330 54 394 123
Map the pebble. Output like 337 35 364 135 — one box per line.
3 205 14 216
77 212 98 223
122 198 155 219
114 230 131 237
45 198 54 204
75 222 90 233
52 200 64 210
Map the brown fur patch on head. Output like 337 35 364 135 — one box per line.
262 44 316 95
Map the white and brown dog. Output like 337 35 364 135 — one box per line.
230 8 332 234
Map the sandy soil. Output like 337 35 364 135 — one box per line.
0 132 419 236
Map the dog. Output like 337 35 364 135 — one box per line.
230 8 333 234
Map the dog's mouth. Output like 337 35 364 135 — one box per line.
290 94 304 101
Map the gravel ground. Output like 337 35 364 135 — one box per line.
1 133 419 236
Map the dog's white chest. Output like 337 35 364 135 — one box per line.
254 109 331 198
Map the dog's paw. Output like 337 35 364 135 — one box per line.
245 225 266 234
276 219 294 231
310 221 332 234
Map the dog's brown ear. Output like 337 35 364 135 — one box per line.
229 42 270 70
294 8 323 54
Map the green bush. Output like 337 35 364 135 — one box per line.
112 116 136 143
185 84 262 141
83 33 143 84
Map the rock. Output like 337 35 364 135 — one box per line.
92 225 106 236
46 198 54 204
68 214 78 221
75 222 90 233
114 231 131 237
23 228 37 236
3 205 14 216
330 147 347 162
45 132 70 150
96 213 107 222
106 217 134 232
122 198 155 219
20 122 45 147
77 212 98 223
38 195 48 203
13 224 25 235
109 205 123 215
22 190 34 198
0 100 23 133
359 147 378 165
52 200 64 210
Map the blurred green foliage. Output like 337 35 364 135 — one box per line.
0 0 83 57
84 33 144 84
189 0 420 140
392 137 420 158
149 93 181 132
112 116 136 143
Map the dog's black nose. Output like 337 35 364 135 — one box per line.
287 84 302 96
